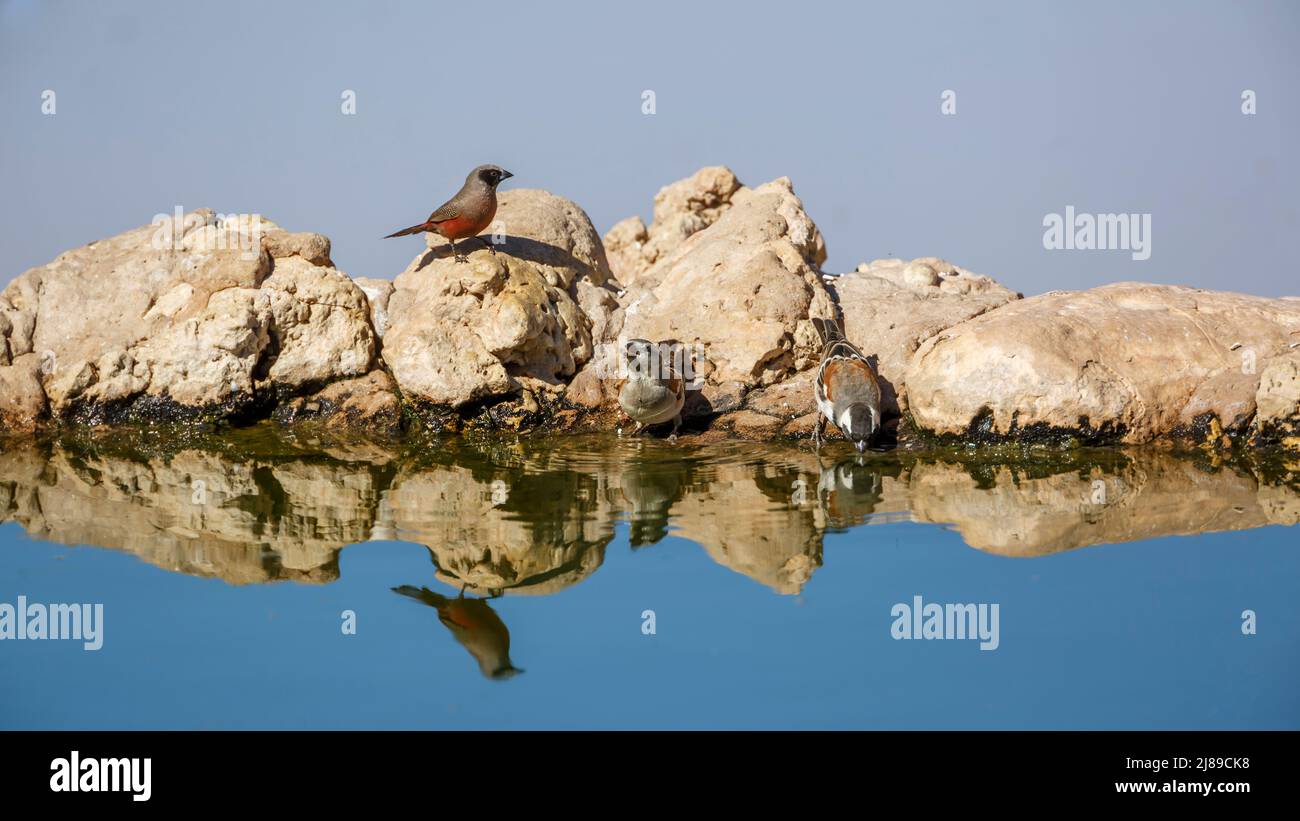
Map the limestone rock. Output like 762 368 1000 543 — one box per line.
273 369 402 433
603 166 746 286
604 176 836 418
1254 348 1300 450
0 210 377 428
906 283 1300 444
354 277 394 340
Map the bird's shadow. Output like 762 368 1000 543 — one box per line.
414 235 607 282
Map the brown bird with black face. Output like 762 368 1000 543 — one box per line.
384 164 513 262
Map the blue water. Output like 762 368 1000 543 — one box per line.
2 510 1295 729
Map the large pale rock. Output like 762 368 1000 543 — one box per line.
603 166 748 286
595 176 835 416
384 189 617 411
907 283 1300 444
0 210 377 428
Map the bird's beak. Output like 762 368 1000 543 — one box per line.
499 170 514 181
855 440 867 453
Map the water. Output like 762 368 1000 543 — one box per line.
1 426 1297 729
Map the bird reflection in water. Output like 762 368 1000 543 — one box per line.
816 453 885 527
392 585 523 680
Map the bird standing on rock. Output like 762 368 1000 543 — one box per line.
812 317 882 452
384 164 513 262
618 338 686 442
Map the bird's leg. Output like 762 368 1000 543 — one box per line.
449 238 467 263
667 413 682 444
633 421 645 437
477 235 497 255
813 416 825 450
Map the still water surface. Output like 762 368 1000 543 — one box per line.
1 428 1297 728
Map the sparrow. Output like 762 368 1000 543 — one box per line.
392 584 523 680
384 164 513 263
812 317 882 452
617 338 686 441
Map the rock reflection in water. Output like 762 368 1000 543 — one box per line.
1 429 1297 596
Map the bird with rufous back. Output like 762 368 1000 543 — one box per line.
384 164 513 263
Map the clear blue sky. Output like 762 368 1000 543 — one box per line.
1 0 1296 296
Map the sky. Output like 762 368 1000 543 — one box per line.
1 0 1297 297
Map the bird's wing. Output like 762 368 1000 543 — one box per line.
820 357 880 406
664 374 684 402
426 200 461 224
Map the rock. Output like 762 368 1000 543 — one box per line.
1254 349 1300 450
354 277 394 340
262 230 333 267
384 189 615 413
0 210 377 428
0 353 46 432
718 409 787 439
906 283 1300 444
604 175 836 419
603 216 649 287
602 166 745 286
273 369 402 433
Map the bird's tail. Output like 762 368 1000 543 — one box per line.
812 316 846 344
383 222 434 239
391 584 448 608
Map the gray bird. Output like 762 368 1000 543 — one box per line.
618 338 686 441
384 164 513 263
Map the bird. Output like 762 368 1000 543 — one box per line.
383 164 513 263
617 338 686 441
811 317 882 452
392 584 523 680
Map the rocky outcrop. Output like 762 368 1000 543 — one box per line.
0 210 380 431
3 169 1298 454
905 283 1300 446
